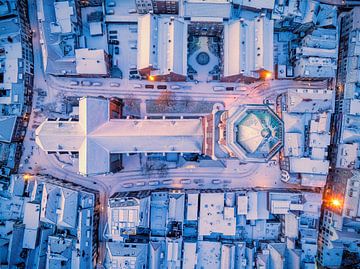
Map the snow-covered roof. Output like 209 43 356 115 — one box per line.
223 17 274 78
198 193 236 236
40 183 78 228
52 1 74 34
0 116 17 143
349 99 360 115
36 97 203 175
183 1 231 18
335 143 358 169
186 193 199 221
286 89 334 113
234 0 275 10
89 22 102 36
23 202 40 249
246 191 270 220
183 242 197 269
137 14 187 76
289 157 329 175
75 48 108 75
284 133 304 157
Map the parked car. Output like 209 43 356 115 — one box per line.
133 84 142 88
70 80 79 86
129 70 138 75
109 40 119 45
170 85 181 90
92 82 102 86
212 179 221 184
180 179 191 185
110 82 120 87
149 180 160 186
157 85 167 90
213 86 225 92
81 80 92 86
145 84 154 89
114 47 119 55
123 183 134 188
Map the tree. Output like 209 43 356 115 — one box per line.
155 91 175 112
124 94 137 109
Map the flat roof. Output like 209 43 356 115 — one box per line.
198 193 236 236
75 48 108 75
289 157 329 175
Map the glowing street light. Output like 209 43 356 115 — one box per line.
23 174 32 181
148 75 155 81
264 71 272 80
330 198 342 208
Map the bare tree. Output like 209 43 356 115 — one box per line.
124 94 137 109
155 91 175 111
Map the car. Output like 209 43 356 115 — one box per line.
213 86 225 92
106 9 114 15
180 179 191 185
212 179 221 184
114 47 119 55
157 85 167 90
129 70 138 75
123 183 134 188
135 181 145 187
92 82 102 86
107 1 116 7
109 40 119 45
235 86 247 91
128 8 137 13
129 65 137 70
226 87 234 91
170 85 181 90
145 84 154 89
133 84 142 88
81 80 92 86
162 179 173 185
148 180 160 186
110 82 120 87
70 80 79 86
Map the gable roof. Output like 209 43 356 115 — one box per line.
0 116 16 143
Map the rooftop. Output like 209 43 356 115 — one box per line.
36 97 204 175
224 105 283 162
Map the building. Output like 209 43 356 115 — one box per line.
37 0 81 75
0 1 33 116
334 7 360 168
318 169 360 268
280 88 335 187
135 0 179 14
205 104 283 162
35 96 203 175
222 16 274 82
75 48 110 76
292 28 338 79
0 174 100 269
0 0 33 188
105 188 322 269
180 0 232 19
107 196 150 241
35 96 287 175
137 14 188 81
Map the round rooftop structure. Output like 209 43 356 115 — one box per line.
225 105 283 162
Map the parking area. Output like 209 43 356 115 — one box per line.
107 23 138 79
